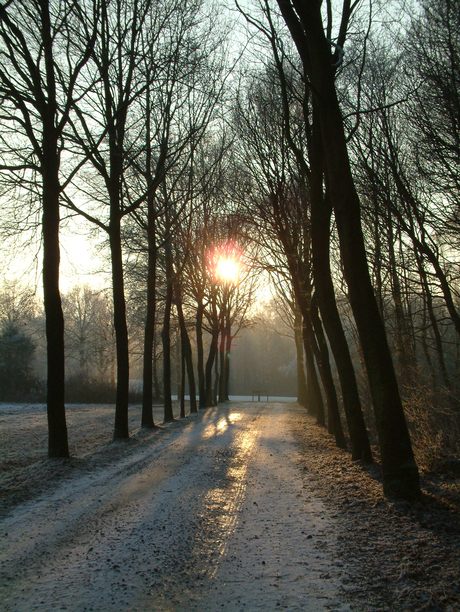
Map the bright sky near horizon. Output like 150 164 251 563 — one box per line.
1 221 108 298
59 232 108 293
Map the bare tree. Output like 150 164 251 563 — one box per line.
274 0 420 498
348 43 459 388
0 279 37 324
62 284 115 383
0 0 98 456
405 0 460 219
63 0 165 438
232 65 355 450
119 0 231 424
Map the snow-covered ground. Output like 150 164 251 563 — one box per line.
2 400 459 612
0 402 351 612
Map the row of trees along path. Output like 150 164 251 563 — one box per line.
2 0 460 501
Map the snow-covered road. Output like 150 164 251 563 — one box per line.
0 402 351 612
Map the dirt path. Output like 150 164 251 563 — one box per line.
0 403 350 612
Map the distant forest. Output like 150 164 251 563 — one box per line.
0 283 297 402
0 0 459 499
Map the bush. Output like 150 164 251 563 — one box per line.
65 375 117 404
0 322 43 401
403 379 460 472
64 375 147 404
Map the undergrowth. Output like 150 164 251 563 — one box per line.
403 379 460 473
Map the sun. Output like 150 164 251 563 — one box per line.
207 242 243 285
215 256 239 283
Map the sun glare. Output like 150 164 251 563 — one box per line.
216 256 239 283
207 242 243 285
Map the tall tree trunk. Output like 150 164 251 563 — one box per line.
287 0 419 498
205 335 218 407
388 214 411 380
302 319 324 422
325 104 418 497
420 292 437 385
401 248 418 375
141 207 157 428
224 325 232 400
162 238 174 422
294 306 308 406
309 109 372 461
175 289 197 413
140 78 165 426
179 342 185 418
196 296 206 408
205 297 219 407
213 356 219 406
372 188 384 316
153 333 160 399
218 313 226 403
303 308 329 427
311 296 347 449
311 193 372 460
42 144 69 458
110 217 130 440
271 195 325 420
416 252 451 389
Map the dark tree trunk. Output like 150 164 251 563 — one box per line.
162 240 174 422
303 309 330 428
420 290 437 385
110 218 130 440
294 307 308 406
42 144 69 458
309 108 372 462
213 357 219 406
327 174 419 492
280 0 420 498
205 297 219 407
205 335 218 407
140 80 167 423
372 191 384 317
218 315 226 403
302 319 324 422
270 195 325 420
196 297 206 408
180 346 186 418
310 296 347 449
105 93 130 441
323 91 419 497
153 333 160 400
141 208 157 428
175 290 197 413
310 192 372 460
387 214 412 379
400 255 417 378
39 2 69 458
416 252 451 389
224 327 232 400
